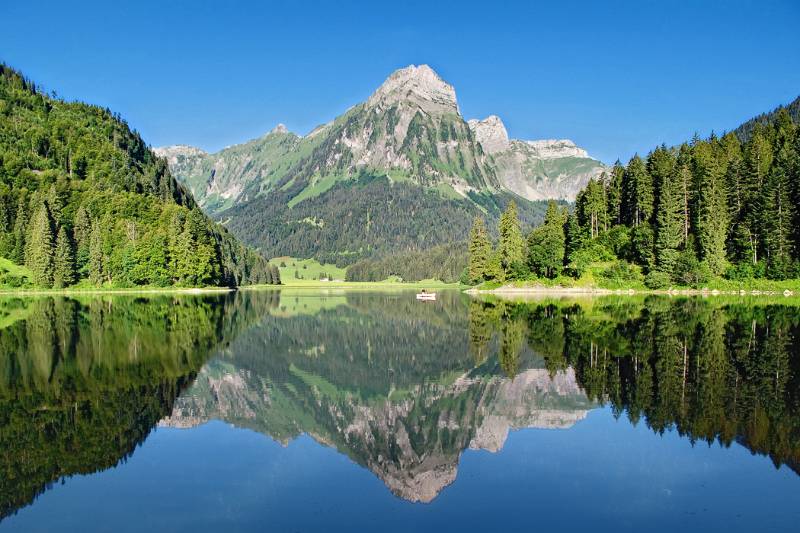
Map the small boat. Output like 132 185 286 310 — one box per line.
416 290 436 301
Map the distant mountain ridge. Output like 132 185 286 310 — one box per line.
158 65 603 213
157 65 602 265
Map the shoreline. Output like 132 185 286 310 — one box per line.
0 281 464 297
466 284 796 297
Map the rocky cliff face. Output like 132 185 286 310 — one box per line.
159 64 602 214
467 115 606 201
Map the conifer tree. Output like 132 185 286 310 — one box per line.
467 217 492 283
497 201 525 277
654 159 683 275
606 162 625 225
73 206 92 272
577 178 607 238
26 204 55 287
622 155 653 227
53 226 76 288
88 222 105 285
11 196 28 264
693 141 729 275
527 201 566 278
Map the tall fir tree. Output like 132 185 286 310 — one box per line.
693 141 729 275
26 204 55 287
497 201 525 277
527 201 566 278
654 156 684 275
11 196 28 264
606 161 625 225
53 226 76 288
73 205 92 273
467 217 492 283
88 222 105 285
622 155 653 227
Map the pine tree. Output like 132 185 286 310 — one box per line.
577 178 607 238
622 155 653 227
11 196 28 264
762 110 797 276
606 161 625 225
88 222 105 285
467 217 492 283
740 126 773 264
527 201 566 278
693 141 729 275
53 226 76 288
26 204 55 287
73 205 92 272
654 157 683 275
497 201 525 278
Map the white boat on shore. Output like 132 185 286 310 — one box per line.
416 290 436 301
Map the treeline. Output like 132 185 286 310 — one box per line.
0 64 279 288
469 298 800 471
346 242 467 282
468 104 800 287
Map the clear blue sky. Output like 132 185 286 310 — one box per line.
2 0 799 163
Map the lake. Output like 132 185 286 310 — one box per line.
0 290 798 531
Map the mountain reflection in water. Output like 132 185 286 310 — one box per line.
0 291 798 521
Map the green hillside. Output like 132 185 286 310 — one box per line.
0 65 279 289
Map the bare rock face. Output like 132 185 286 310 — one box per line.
523 139 589 159
270 123 289 135
467 115 606 201
367 64 458 115
467 115 510 155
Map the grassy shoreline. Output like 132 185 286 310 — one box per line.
0 280 463 296
468 280 798 297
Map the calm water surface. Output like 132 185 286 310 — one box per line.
0 291 798 531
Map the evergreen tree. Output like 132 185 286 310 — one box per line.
740 126 773 264
577 178 607 238
693 141 729 275
622 155 653 227
527 201 566 278
26 204 55 287
53 226 76 288
652 149 682 275
467 217 492 283
762 110 797 276
88 222 104 285
11 196 28 264
497 201 525 277
73 206 92 272
606 161 625 225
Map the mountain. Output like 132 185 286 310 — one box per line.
733 95 800 143
468 115 605 200
0 65 279 288
159 65 595 266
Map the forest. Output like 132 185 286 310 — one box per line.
468 101 800 288
221 171 553 270
0 65 279 289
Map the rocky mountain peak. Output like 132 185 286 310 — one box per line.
270 123 289 135
522 139 589 159
468 115 510 154
368 64 458 114
153 144 207 159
